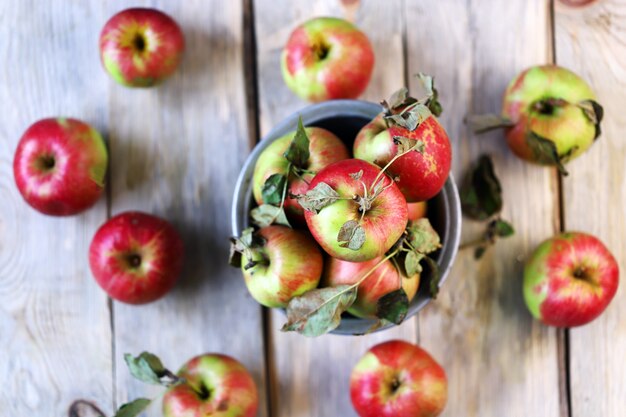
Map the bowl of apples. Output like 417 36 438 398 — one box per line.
231 92 461 336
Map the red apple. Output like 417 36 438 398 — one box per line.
163 353 258 417
281 17 374 102
408 201 428 221
13 118 108 216
240 225 323 308
99 8 184 87
301 159 408 262
323 256 419 319
353 113 452 202
252 126 349 225
89 211 184 304
523 231 619 327
351 340 448 417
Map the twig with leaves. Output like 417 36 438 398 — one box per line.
460 154 515 259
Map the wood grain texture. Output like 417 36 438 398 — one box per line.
253 1 417 416
105 1 268 415
0 1 113 415
554 1 626 416
405 1 564 416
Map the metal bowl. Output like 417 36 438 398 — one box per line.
231 100 461 335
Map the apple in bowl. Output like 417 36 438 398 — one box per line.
99 8 185 87
281 17 374 102
13 118 108 216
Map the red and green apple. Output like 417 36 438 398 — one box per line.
351 340 448 417
89 211 184 304
408 201 427 221
13 118 108 216
523 231 619 327
99 8 185 87
281 17 374 102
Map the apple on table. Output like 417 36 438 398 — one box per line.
13 118 108 216
100 7 185 87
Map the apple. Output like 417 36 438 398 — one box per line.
89 211 184 304
163 353 258 417
99 8 185 87
252 126 349 225
408 201 427 221
353 113 452 202
281 16 374 102
240 225 323 308
523 231 619 327
351 340 447 417
301 158 408 262
323 256 419 319
13 118 108 216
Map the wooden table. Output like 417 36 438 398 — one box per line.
1 1 624 416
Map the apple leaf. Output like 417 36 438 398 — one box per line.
406 218 441 254
474 246 487 259
281 285 358 337
526 131 569 176
337 220 366 251
261 173 288 206
460 154 504 220
283 117 310 168
297 182 340 213
381 87 417 114
250 204 291 228
385 103 431 132
466 113 515 134
124 352 169 386
404 250 424 276
113 398 152 417
376 288 409 324
229 227 263 268
393 136 425 155
493 218 515 237
423 256 442 299
578 100 604 140
349 170 363 181
415 73 443 117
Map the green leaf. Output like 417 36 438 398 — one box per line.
423 256 442 299
381 87 417 115
283 117 310 168
393 136 425 155
250 204 291 228
493 219 515 237
281 285 358 337
466 114 515 134
261 173 288 206
385 103 431 132
526 131 569 176
415 73 443 117
337 220 366 251
460 154 504 220
113 398 152 417
349 170 363 181
474 246 487 260
297 182 340 214
229 227 257 267
404 250 424 276
376 288 409 324
124 352 166 385
406 218 441 254
578 100 604 140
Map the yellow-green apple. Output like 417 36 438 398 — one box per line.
239 225 323 308
351 340 447 417
408 201 427 221
163 353 258 417
89 211 184 304
281 17 374 102
471 65 603 174
13 118 107 216
99 8 184 87
323 256 419 319
252 126 349 225
354 113 452 202
300 159 408 262
523 231 619 327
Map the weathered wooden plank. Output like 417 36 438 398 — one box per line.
554 1 626 416
253 1 417 416
0 1 113 415
405 1 563 416
106 1 268 415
